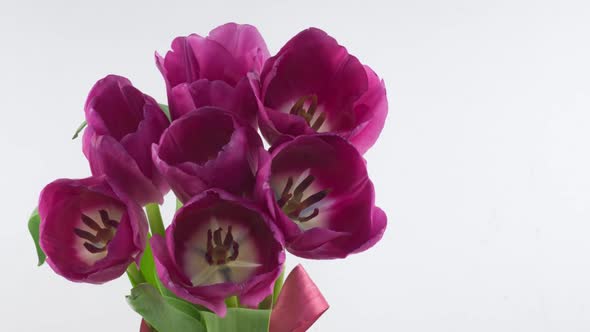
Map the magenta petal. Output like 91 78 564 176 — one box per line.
156 36 202 90
238 249 286 308
169 78 257 127
353 206 387 254
269 265 329 332
86 135 165 205
207 23 270 75
286 228 351 259
347 67 388 154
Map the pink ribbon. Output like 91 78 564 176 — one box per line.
139 319 151 332
269 264 329 332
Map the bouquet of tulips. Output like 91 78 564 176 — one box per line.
28 23 388 332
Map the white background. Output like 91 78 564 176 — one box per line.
2 0 590 331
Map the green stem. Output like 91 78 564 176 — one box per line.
126 263 145 286
272 266 285 307
225 296 239 308
146 203 165 236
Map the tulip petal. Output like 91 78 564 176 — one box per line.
170 78 258 127
207 23 270 74
88 134 165 205
348 67 388 154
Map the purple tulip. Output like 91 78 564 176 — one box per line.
152 106 263 203
151 189 285 316
83 75 170 206
38 176 148 284
168 78 258 127
256 134 387 259
251 28 388 155
156 23 270 89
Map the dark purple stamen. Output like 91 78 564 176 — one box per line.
289 95 325 131
205 226 239 265
74 209 118 254
278 175 330 223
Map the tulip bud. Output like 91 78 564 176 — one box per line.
83 75 170 205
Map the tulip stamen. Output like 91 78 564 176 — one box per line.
84 243 107 253
74 210 119 254
311 112 326 131
277 177 293 208
289 95 326 131
278 175 330 223
205 226 239 265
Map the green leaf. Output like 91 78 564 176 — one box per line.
127 284 206 332
72 120 87 139
27 208 45 266
159 104 171 122
164 296 203 320
150 266 210 313
201 308 271 332
176 198 183 210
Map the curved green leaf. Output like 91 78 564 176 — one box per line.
27 208 45 266
201 308 271 332
164 296 203 321
127 284 205 332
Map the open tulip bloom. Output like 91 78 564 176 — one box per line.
28 23 388 332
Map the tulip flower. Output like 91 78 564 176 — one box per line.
38 176 148 284
152 106 263 203
256 134 387 259
151 189 285 316
83 75 170 206
251 28 388 155
156 23 270 90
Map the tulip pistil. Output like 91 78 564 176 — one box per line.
277 175 329 223
289 95 326 131
205 226 239 265
74 210 119 254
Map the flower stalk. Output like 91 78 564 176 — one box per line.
127 263 145 286
146 203 165 236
